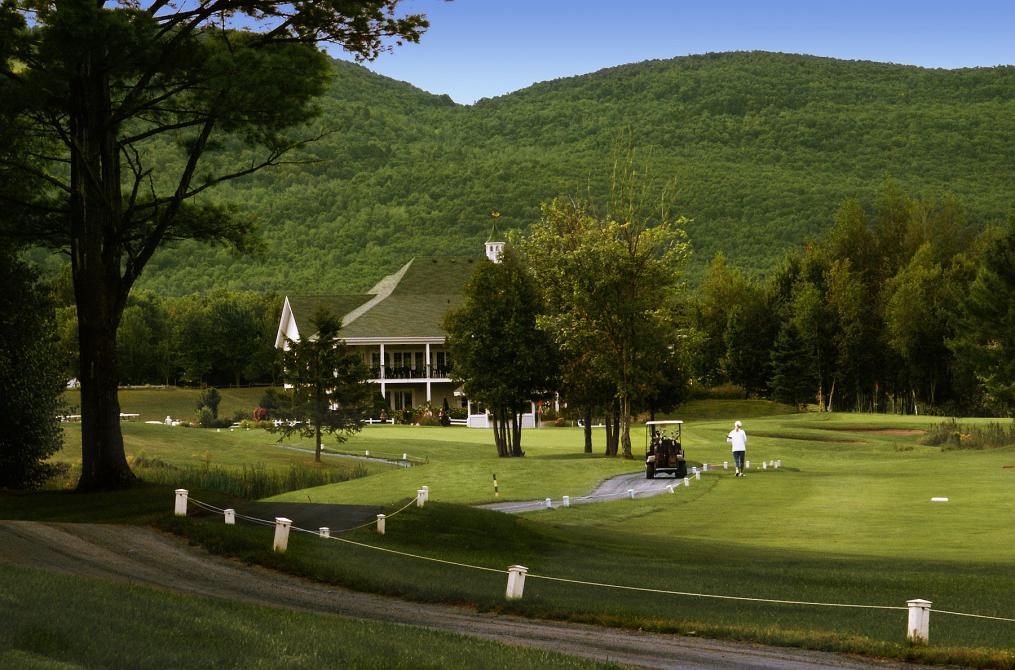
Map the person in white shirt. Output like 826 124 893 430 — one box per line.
727 420 747 477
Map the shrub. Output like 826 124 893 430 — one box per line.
920 418 1015 450
135 461 369 498
196 387 222 418
692 383 747 400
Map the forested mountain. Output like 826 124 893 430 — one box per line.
128 51 1015 294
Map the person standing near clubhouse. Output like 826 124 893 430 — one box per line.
727 420 747 477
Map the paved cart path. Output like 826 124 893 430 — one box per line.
479 470 692 513
0 521 938 670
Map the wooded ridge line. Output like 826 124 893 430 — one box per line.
54 50 1012 295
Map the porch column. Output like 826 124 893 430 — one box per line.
379 343 386 398
425 342 432 402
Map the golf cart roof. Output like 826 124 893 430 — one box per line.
645 420 684 425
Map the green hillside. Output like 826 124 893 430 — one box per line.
135 52 1015 294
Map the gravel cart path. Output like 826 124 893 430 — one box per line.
0 520 938 670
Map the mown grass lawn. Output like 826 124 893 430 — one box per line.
0 563 619 670
15 398 1015 666
243 409 1015 662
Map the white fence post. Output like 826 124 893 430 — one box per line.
224 509 235 525
666 484 674 494
763 461 768 470
723 461 729 470
684 477 690 486
421 485 430 502
376 514 386 535
273 517 293 553
627 488 635 499
506 565 528 600
319 527 330 538
402 453 407 461
907 599 932 644
416 489 426 507
174 489 188 516
562 495 570 508
545 497 552 509
703 463 709 472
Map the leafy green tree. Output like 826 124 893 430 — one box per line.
444 247 559 457
0 248 65 489
273 310 372 462
883 244 952 405
525 194 689 458
0 1 427 490
789 279 837 410
689 253 753 388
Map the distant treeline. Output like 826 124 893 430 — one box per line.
52 280 282 388
687 182 1013 416
49 183 1014 416
34 51 1014 295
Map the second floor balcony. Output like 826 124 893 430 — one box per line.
369 364 453 381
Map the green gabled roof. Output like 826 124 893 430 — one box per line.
390 256 479 296
342 256 475 338
287 294 372 333
288 256 479 340
340 292 465 338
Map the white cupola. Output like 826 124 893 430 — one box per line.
485 218 505 263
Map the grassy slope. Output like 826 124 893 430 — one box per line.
0 563 618 670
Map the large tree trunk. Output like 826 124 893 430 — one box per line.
71 55 135 492
491 406 509 457
604 398 620 456
510 406 523 457
620 395 633 459
582 407 593 454
76 294 134 491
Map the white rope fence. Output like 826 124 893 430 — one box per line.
173 484 1014 644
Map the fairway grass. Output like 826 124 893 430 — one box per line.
251 412 1015 660
0 563 620 670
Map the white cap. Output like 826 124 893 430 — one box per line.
734 420 742 428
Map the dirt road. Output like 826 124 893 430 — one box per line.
0 520 937 670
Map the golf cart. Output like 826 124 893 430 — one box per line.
645 420 686 479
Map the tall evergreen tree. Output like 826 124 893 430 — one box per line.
769 322 818 407
273 309 372 463
0 249 65 489
951 220 1015 410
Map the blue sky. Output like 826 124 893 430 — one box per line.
332 0 1015 104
